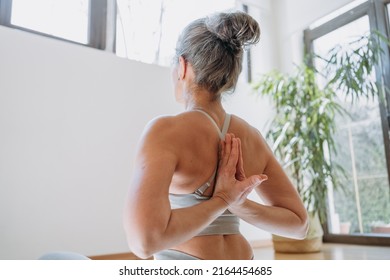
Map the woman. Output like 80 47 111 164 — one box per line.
123 11 308 260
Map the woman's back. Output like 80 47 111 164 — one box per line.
156 110 267 260
168 110 268 197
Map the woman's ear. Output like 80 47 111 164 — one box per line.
178 56 187 80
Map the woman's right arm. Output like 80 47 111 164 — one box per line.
227 132 309 239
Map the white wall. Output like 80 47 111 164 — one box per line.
273 0 356 72
0 26 183 259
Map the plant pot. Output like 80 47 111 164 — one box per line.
272 236 322 253
371 225 390 234
272 212 323 253
339 222 351 234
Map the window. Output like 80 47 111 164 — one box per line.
0 0 255 73
0 0 109 49
115 0 237 66
388 3 390 24
10 0 89 44
305 0 390 245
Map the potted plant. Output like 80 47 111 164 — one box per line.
252 31 389 253
370 221 390 234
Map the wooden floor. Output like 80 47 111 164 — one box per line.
253 243 390 260
90 243 390 260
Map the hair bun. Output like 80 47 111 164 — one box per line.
205 11 260 53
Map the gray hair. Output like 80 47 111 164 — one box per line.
175 11 260 100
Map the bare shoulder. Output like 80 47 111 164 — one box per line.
134 115 179 159
140 114 189 145
142 115 176 135
143 112 197 135
231 114 272 153
137 113 197 154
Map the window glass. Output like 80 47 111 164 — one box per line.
116 0 237 66
388 4 390 30
313 16 390 236
11 0 90 44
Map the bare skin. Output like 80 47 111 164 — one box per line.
123 58 308 260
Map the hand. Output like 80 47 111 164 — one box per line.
235 137 268 183
213 134 268 207
235 137 246 181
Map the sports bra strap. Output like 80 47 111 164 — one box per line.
190 109 232 195
221 114 231 139
193 110 231 140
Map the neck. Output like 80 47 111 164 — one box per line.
185 96 225 115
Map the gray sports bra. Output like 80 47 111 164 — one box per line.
169 110 240 236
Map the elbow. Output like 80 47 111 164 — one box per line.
279 210 309 240
126 237 156 259
293 211 310 240
271 208 310 240
294 217 310 240
124 229 162 259
129 245 154 260
123 213 163 259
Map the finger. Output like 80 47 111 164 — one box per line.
222 134 232 166
226 137 239 171
236 138 246 180
237 181 256 201
260 174 268 181
243 175 268 190
238 138 245 173
218 139 224 162
242 185 255 198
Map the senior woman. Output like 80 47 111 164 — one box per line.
123 11 308 260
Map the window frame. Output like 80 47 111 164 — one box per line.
243 3 253 83
0 0 114 50
0 0 12 26
304 0 390 246
0 0 254 74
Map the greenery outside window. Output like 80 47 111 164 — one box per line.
115 0 237 66
305 0 390 245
